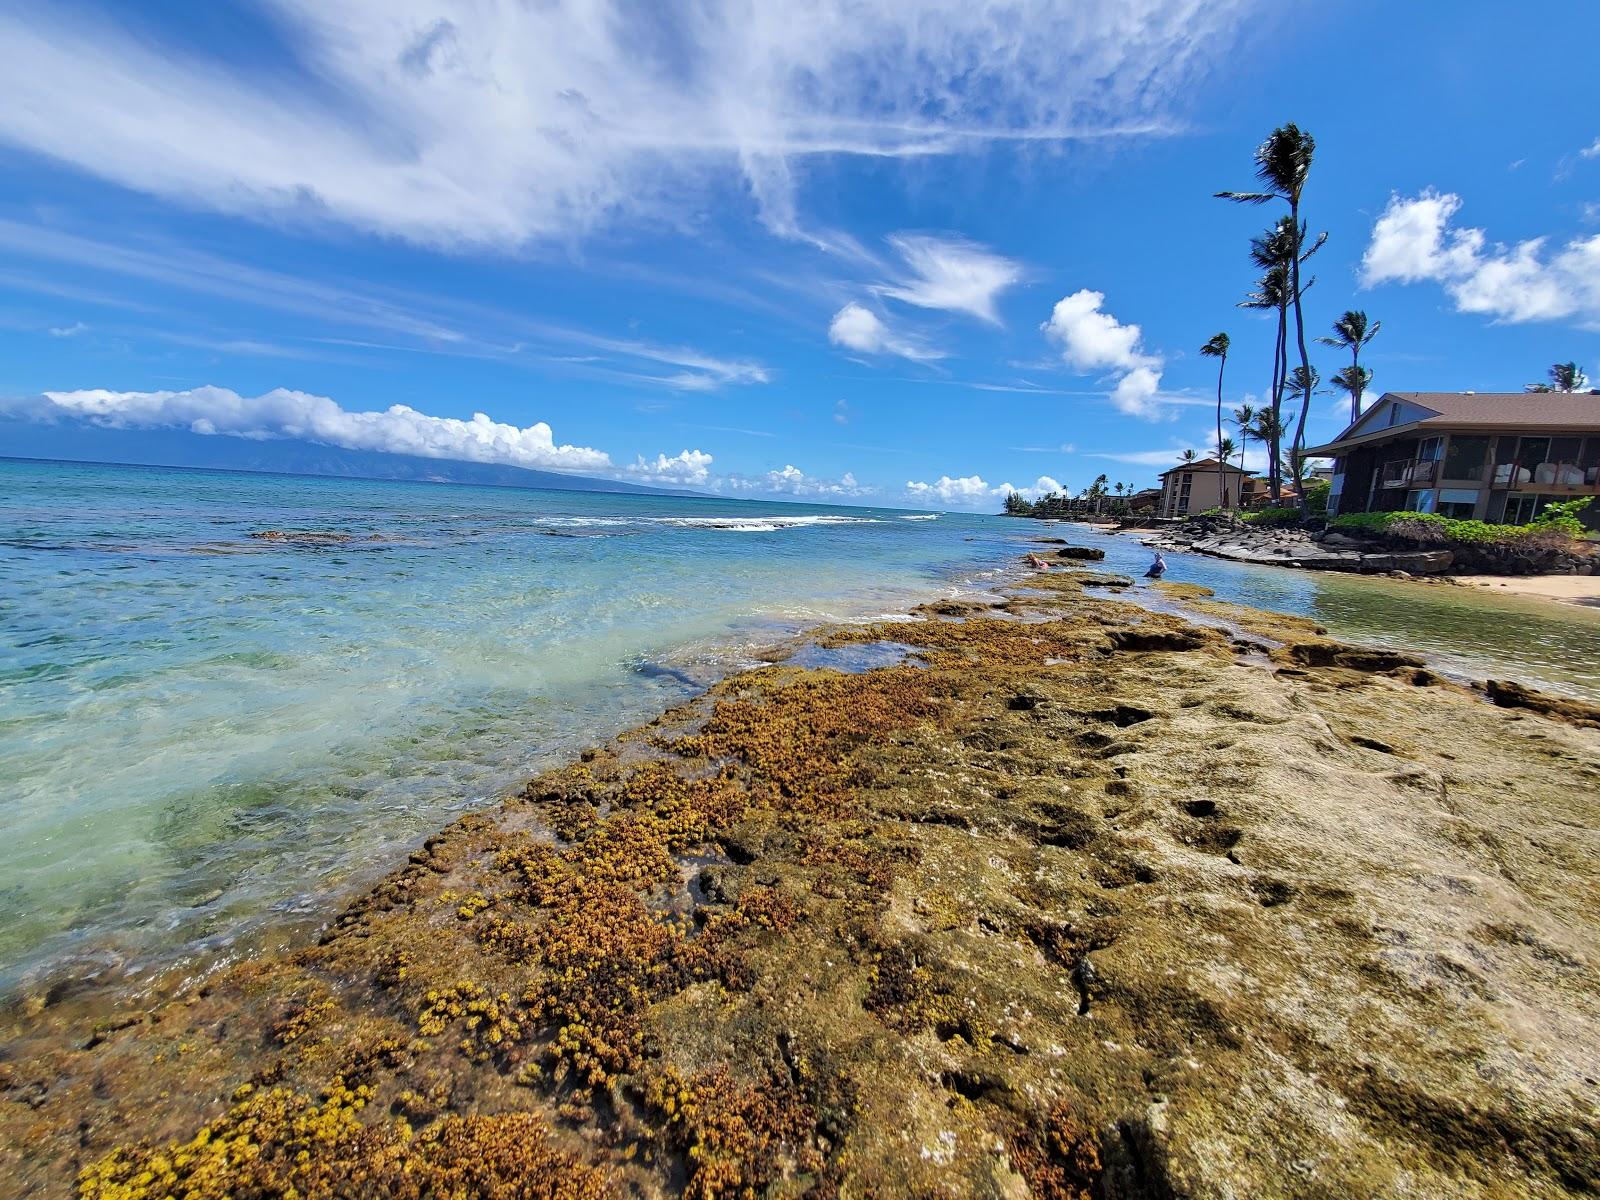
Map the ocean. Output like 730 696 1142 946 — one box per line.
4 457 1597 994
0 459 1021 991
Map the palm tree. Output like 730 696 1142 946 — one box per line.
1216 435 1238 508
1248 409 1284 507
1330 365 1372 422
1239 219 1318 502
1318 310 1380 423
1528 362 1589 392
1233 402 1256 497
1091 472 1109 515
1221 125 1323 504
1179 449 1198 466
1284 365 1320 504
1201 332 1231 510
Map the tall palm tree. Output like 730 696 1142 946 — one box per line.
1180 449 1198 466
1318 310 1380 423
1240 218 1319 502
1221 125 1322 504
1233 402 1256 497
1330 364 1373 421
1248 409 1284 506
1217 436 1238 508
1285 365 1320 502
1201 332 1231 510
1528 362 1589 392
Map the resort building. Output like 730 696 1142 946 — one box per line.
1155 459 1250 517
1304 391 1600 522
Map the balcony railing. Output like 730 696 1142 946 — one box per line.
1491 461 1600 490
1379 459 1437 488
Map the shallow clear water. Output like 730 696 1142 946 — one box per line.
2 461 1597 991
1051 523 1600 698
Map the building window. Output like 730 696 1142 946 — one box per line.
1388 402 1401 426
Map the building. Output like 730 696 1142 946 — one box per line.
1155 459 1250 517
1303 391 1600 522
1238 475 1297 510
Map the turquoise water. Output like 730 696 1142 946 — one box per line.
0 460 1021 991
3 460 1597 993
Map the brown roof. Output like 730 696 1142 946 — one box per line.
1389 391 1600 426
1156 458 1249 477
1305 390 1600 456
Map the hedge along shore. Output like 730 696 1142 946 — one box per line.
3 569 1599 1199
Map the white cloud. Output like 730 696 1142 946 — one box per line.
833 399 850 425
1041 289 1168 417
10 384 625 474
724 464 867 497
628 449 715 486
1580 138 1600 160
828 302 942 361
1041 290 1156 373
0 2 1253 248
903 473 1062 508
1362 190 1600 327
48 321 87 337
0 220 769 392
875 235 1023 324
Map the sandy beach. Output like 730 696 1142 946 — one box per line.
1452 573 1600 609
4 563 1597 1199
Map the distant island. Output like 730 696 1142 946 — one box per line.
0 422 703 498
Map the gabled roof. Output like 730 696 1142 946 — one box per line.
1305 391 1600 456
1156 458 1249 477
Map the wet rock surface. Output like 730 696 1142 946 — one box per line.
3 577 1599 1198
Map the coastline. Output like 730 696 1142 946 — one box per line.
1449 572 1600 609
4 563 1599 1198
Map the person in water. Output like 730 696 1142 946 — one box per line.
1145 551 1167 579
1026 552 1050 571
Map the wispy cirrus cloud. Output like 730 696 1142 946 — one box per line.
0 2 1253 249
873 234 1024 324
0 219 770 392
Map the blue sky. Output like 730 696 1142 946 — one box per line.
1 0 1597 508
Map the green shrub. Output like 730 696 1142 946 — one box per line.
1303 479 1332 514
1328 509 1587 545
1241 506 1300 526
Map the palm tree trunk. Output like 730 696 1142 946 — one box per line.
1215 356 1226 509
1349 346 1361 425
1270 307 1286 502
1288 201 1314 515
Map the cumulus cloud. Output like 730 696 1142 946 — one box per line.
0 2 1253 248
828 303 942 361
904 473 1063 508
1362 190 1600 327
725 464 867 497
6 384 662 476
1580 138 1600 160
628 449 715 486
48 321 87 337
1041 290 1167 417
875 235 1023 324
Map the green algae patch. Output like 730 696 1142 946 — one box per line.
5 577 1600 1199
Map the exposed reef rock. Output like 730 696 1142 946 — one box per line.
1054 545 1106 561
3 580 1598 1199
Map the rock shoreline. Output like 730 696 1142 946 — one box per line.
3 570 1598 1198
1138 515 1597 578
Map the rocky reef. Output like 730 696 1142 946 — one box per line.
1143 514 1597 577
3 570 1598 1198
